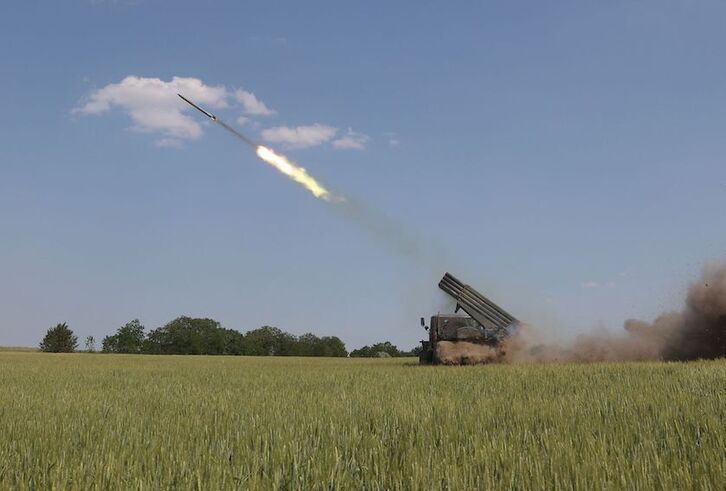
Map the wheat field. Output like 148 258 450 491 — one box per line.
0 352 723 490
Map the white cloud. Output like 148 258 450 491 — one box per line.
74 76 373 153
235 89 276 116
261 124 337 148
73 75 228 140
155 138 183 148
333 128 370 150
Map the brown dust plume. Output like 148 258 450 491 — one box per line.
502 261 726 363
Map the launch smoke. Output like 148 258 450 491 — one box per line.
435 341 503 365
625 260 726 360
503 261 726 363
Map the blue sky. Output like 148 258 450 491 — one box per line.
1 1 725 349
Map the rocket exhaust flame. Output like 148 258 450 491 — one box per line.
178 93 339 202
255 145 337 202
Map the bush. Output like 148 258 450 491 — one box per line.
39 323 78 353
350 341 401 358
349 342 422 358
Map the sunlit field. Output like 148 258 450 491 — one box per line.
1 353 723 489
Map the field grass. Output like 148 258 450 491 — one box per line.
0 353 723 490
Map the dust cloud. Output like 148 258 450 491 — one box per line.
435 341 503 365
503 261 726 363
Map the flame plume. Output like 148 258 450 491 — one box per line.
255 145 340 202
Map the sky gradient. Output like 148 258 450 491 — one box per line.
1 1 725 349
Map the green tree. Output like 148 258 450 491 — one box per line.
144 317 227 355
243 326 285 356
274 331 298 356
102 319 146 353
99 316 348 357
221 328 247 355
39 323 78 353
350 341 401 357
349 345 373 357
320 336 348 357
296 333 347 357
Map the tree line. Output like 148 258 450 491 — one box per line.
349 341 419 358
38 318 420 357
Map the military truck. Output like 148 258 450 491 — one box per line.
419 273 519 364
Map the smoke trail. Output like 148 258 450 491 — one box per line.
252 144 427 260
502 261 726 363
253 145 444 269
333 198 420 258
180 97 443 270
